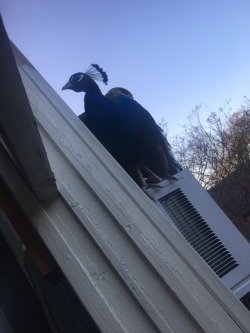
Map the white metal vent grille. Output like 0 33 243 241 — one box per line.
159 189 239 278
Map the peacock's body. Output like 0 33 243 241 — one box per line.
62 65 182 195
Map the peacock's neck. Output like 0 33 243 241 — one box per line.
84 83 105 118
84 78 102 94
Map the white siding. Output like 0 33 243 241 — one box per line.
4 47 250 332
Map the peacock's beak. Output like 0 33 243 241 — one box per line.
62 82 72 90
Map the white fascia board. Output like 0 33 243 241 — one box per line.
6 54 250 332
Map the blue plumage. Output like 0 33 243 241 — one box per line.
85 90 141 157
62 65 182 195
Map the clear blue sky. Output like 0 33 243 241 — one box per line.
1 0 250 137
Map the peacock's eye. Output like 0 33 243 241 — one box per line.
76 74 84 82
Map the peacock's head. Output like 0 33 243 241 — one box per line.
62 64 108 93
62 72 87 92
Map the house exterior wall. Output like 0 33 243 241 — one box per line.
1 39 250 332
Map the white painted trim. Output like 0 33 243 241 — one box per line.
0 29 57 201
2 51 249 331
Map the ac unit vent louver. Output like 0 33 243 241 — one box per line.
159 189 239 278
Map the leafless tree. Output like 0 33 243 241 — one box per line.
170 98 250 239
171 98 250 189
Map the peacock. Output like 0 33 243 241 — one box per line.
104 87 182 183
62 64 182 196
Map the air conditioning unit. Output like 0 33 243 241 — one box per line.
148 169 250 305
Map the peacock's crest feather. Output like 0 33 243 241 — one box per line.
85 64 108 85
